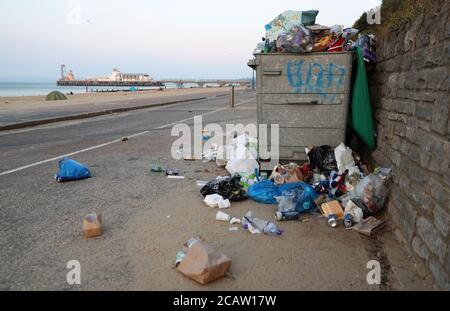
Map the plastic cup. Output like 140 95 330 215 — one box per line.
216 211 231 222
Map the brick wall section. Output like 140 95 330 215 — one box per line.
367 3 450 289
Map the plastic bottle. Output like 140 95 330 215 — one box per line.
263 222 283 235
242 212 283 235
151 165 165 173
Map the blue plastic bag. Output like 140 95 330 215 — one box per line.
55 158 91 182
276 188 318 214
248 180 318 206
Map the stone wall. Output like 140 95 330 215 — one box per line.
366 2 450 289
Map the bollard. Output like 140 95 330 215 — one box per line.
229 86 235 108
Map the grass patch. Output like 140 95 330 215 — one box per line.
353 0 445 36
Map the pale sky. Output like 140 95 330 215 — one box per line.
0 0 382 82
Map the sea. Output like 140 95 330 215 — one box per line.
0 82 198 97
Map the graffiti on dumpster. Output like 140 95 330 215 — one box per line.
286 60 347 103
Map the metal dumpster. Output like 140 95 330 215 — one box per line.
248 52 353 162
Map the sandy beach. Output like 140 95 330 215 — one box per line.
0 87 247 129
0 87 243 112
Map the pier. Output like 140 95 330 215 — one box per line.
57 80 164 87
57 79 251 90
160 79 250 88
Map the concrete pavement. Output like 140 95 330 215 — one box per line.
0 92 435 290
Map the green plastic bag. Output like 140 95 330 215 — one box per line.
351 46 375 150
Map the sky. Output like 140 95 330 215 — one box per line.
0 0 382 82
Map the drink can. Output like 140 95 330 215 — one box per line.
276 211 299 221
327 214 338 228
344 214 353 228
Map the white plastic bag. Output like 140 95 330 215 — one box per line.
226 159 259 176
204 194 225 208
334 143 360 175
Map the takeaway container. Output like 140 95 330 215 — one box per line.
248 52 353 162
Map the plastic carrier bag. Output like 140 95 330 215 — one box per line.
248 180 318 206
55 158 91 182
200 174 248 202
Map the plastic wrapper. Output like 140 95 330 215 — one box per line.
265 10 319 41
200 174 248 202
276 24 313 54
313 34 333 52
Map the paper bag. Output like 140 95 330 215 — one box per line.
177 242 231 285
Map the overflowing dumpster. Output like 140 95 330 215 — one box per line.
248 51 353 161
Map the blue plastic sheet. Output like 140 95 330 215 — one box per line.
55 158 91 182
248 180 318 206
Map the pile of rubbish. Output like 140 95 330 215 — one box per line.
197 134 392 236
254 10 377 65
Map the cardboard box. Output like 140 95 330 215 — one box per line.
320 201 344 220
83 213 102 238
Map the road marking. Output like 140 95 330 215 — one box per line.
154 98 255 130
0 131 149 177
0 97 255 177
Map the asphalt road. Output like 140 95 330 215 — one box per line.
0 90 434 290
0 89 238 128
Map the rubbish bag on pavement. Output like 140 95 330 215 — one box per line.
340 168 392 217
200 174 248 202
248 180 318 205
55 158 91 182
307 146 337 171
275 187 318 214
